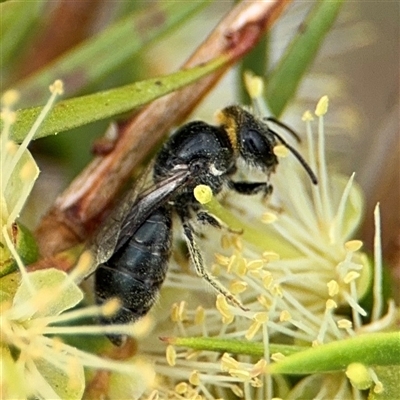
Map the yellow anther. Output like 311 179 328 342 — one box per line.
175 382 188 394
189 370 200 386
262 251 280 262
230 280 248 294
345 240 363 252
232 235 243 252
245 320 261 340
216 294 230 314
194 306 205 325
215 253 231 266
231 384 244 397
271 352 285 361
246 259 264 270
251 359 267 377
178 301 188 321
327 280 339 296
221 234 232 249
216 295 234 324
253 312 268 323
170 303 179 322
373 381 383 393
326 299 337 310
222 314 234 325
227 255 237 272
229 368 251 380
49 79 64 95
251 377 263 387
262 272 273 289
221 353 239 371
337 319 353 329
344 271 360 284
271 284 283 298
346 363 372 390
233 255 247 276
273 144 289 158
194 184 213 204
261 212 278 224
257 295 272 309
279 310 291 322
315 95 329 116
243 71 264 99
302 110 314 121
166 345 176 366
1 89 20 107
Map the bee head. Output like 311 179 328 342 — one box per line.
216 106 279 173
217 105 318 184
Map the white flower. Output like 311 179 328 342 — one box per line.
0 82 156 399
0 255 154 399
134 88 392 399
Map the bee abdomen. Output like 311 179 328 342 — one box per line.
95 207 172 325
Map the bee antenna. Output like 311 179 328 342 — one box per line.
265 117 302 143
270 129 318 185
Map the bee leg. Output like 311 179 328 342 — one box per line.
228 180 273 196
182 220 248 311
196 211 243 234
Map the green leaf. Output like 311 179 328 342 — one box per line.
167 336 307 357
269 332 400 375
13 1 207 107
13 269 83 318
0 0 46 76
266 0 345 116
9 57 226 142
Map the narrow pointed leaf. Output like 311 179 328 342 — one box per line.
269 332 400 375
9 57 226 142
266 0 344 116
166 336 307 357
0 0 46 73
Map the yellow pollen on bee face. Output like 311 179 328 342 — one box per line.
214 109 238 150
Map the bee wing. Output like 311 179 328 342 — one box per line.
89 162 154 268
89 164 190 270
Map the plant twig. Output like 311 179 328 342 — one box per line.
35 0 291 257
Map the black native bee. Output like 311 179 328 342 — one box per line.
93 106 318 343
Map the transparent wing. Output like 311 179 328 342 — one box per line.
89 163 190 270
